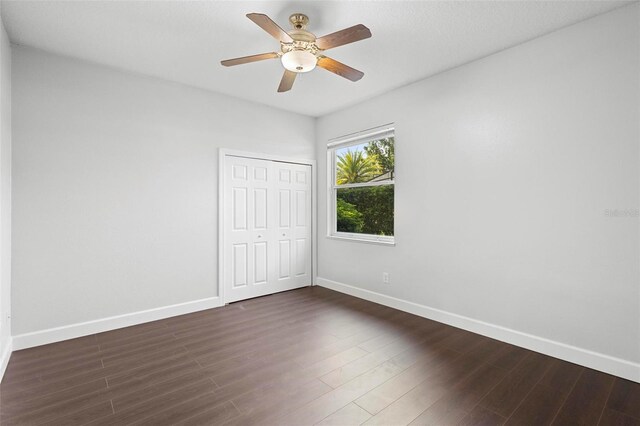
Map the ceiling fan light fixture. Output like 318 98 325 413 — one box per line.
281 50 317 73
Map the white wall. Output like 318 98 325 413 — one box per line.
0 8 12 379
317 4 639 377
12 46 315 336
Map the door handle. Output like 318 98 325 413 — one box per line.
257 235 262 238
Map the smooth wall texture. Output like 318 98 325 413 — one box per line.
0 9 12 376
317 5 639 366
12 47 315 335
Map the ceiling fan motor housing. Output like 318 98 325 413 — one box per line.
289 13 309 30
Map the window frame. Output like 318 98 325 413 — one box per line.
327 124 395 245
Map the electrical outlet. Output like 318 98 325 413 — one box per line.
382 272 390 284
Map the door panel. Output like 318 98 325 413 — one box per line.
232 164 247 180
232 188 247 230
278 240 290 279
254 241 268 284
232 243 247 288
254 166 267 181
254 188 267 229
295 238 307 276
296 190 306 227
224 156 311 303
279 190 290 228
279 169 291 183
295 170 306 184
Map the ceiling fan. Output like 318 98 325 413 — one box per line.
221 13 371 92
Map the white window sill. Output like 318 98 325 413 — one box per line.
327 234 396 246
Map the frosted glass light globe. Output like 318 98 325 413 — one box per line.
281 50 317 73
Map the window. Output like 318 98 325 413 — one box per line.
327 124 395 244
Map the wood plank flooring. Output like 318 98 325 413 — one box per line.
1 286 638 425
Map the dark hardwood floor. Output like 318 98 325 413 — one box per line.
1 286 638 425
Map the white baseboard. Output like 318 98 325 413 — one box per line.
0 336 12 383
12 296 223 351
317 277 640 383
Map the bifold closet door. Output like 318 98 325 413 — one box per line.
273 161 312 291
224 156 311 303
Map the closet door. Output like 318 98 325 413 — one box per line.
223 156 311 303
273 162 312 291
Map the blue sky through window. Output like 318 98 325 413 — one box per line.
336 142 368 158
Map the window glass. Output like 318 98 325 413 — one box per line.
337 186 394 236
335 139 394 185
330 133 395 243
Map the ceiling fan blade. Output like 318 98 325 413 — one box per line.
278 70 297 92
246 13 294 43
315 24 371 50
317 56 364 82
221 52 279 67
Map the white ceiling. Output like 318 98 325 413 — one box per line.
1 0 633 117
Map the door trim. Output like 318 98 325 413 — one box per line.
218 149 317 304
